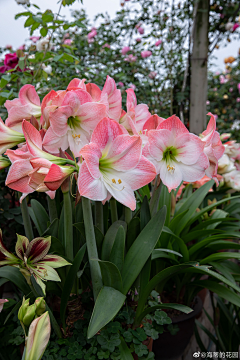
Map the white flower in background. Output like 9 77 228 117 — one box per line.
218 154 236 174
231 120 240 131
223 170 240 191
15 0 30 4
28 54 35 60
36 38 50 52
225 22 234 31
224 141 240 158
42 64 52 74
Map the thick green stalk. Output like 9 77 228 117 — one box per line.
21 346 26 360
124 206 132 225
110 198 118 223
149 176 162 216
95 201 104 233
82 197 102 301
63 191 73 262
47 196 58 223
20 197 34 241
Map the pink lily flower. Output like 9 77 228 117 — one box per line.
5 84 41 132
119 88 151 136
67 78 87 91
43 89 107 156
0 299 8 313
0 117 25 154
200 112 225 183
0 231 70 294
78 118 156 210
143 115 209 192
100 76 122 121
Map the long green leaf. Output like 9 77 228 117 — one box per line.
126 217 140 251
183 229 224 243
200 252 240 265
122 206 166 294
118 336 134 360
162 226 189 262
109 226 125 272
29 199 50 235
206 241 240 251
0 266 30 294
189 234 240 257
96 260 123 293
140 195 151 230
101 220 127 260
60 244 86 328
87 286 126 338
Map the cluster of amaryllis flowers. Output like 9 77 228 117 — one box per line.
0 76 225 210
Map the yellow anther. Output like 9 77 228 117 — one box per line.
112 179 116 184
139 130 142 135
118 179 122 184
167 164 175 174
72 134 81 139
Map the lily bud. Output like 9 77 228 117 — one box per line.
18 297 30 322
0 156 11 170
23 304 36 327
35 297 46 316
25 311 51 360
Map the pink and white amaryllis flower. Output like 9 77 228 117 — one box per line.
143 115 209 192
120 88 151 135
0 117 25 154
100 76 122 121
78 118 156 210
5 121 76 201
0 232 70 294
5 85 42 133
43 89 107 156
200 112 225 183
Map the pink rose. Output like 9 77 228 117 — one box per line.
206 100 210 105
0 53 19 73
129 83 136 90
233 23 239 32
118 82 124 87
5 45 12 49
124 54 137 62
237 98 240 103
87 29 97 40
229 87 233 92
138 27 144 35
18 44 25 50
64 39 73 45
121 46 130 55
136 38 141 42
30 36 40 43
149 71 157 79
141 50 152 58
102 43 110 49
155 40 162 46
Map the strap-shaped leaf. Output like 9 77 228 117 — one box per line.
122 206 166 295
29 199 50 236
140 195 151 230
60 244 86 329
42 218 59 238
101 220 127 261
200 252 240 265
0 266 30 294
162 226 189 262
109 225 125 272
118 336 134 360
126 217 140 252
87 286 126 339
96 260 123 293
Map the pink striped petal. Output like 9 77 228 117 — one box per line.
174 133 205 165
67 78 86 91
80 143 102 179
44 164 74 191
42 127 69 154
102 76 122 120
211 132 225 160
104 180 136 211
157 115 189 136
76 102 107 131
6 159 34 194
143 114 164 132
22 121 43 156
78 161 107 200
158 160 183 192
19 84 40 106
49 106 73 136
135 104 151 125
201 112 216 146
179 152 209 182
107 134 142 171
86 83 102 101
148 129 173 160
126 88 137 111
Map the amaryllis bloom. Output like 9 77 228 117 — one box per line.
42 88 107 156
78 118 156 210
121 46 130 55
143 115 209 192
0 231 70 294
64 39 73 45
138 27 144 34
5 84 41 132
155 40 162 46
30 36 40 43
87 29 97 40
101 76 122 121
223 170 240 191
200 112 225 182
232 23 239 32
217 154 235 174
191 174 222 190
119 88 151 135
0 53 19 73
0 299 8 313
220 133 231 141
0 117 25 154
141 50 152 58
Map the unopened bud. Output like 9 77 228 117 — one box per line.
35 297 46 317
23 304 36 327
18 297 30 322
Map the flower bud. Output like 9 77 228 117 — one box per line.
35 297 46 317
18 297 30 322
23 304 36 327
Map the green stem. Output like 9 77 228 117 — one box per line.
63 191 73 261
82 197 102 301
149 176 162 216
47 196 58 223
110 198 118 223
20 197 34 241
95 201 104 233
21 346 26 360
124 206 132 225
